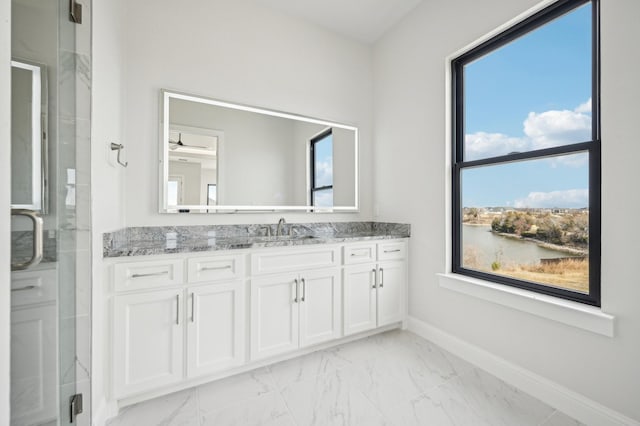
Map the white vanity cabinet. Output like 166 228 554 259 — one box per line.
10 265 58 426
110 254 246 398
113 288 184 396
343 241 407 336
186 280 245 378
250 246 341 361
106 238 407 407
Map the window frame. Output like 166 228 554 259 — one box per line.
451 0 601 306
310 128 334 206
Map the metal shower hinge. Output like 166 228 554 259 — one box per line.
69 0 82 24
69 393 83 423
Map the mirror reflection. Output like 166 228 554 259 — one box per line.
160 90 358 213
11 60 48 212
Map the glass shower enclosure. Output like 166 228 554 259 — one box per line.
10 0 91 424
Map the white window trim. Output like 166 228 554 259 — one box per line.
437 273 614 337
441 0 614 338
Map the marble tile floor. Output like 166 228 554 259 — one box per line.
107 330 585 426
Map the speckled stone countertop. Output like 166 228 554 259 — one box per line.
103 222 410 258
12 231 57 264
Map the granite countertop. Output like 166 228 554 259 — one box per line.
12 231 57 264
103 222 410 258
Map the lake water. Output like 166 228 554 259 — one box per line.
462 224 572 268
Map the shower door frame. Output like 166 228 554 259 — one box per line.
1 0 13 423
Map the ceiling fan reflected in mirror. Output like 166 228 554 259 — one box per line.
168 133 210 150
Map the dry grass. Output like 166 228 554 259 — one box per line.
499 258 589 293
463 249 589 294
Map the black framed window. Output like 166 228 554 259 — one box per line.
310 129 334 207
452 0 600 306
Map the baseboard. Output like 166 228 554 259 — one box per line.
92 398 107 426
407 317 639 426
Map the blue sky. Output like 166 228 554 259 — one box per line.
462 3 592 208
313 132 333 206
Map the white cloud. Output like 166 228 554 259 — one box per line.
464 99 592 161
314 159 333 187
513 189 588 208
523 107 591 150
575 98 592 114
464 132 529 160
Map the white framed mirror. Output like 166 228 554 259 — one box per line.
159 90 359 213
11 59 48 212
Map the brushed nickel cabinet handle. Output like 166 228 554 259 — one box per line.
200 265 232 272
176 294 180 325
131 271 169 278
11 285 37 292
380 268 384 288
294 279 299 303
350 251 368 257
372 269 377 289
301 278 306 302
191 293 196 323
384 249 401 253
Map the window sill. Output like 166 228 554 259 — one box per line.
437 273 615 337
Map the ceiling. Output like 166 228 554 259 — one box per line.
252 0 424 43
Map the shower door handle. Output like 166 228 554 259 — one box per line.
11 209 44 271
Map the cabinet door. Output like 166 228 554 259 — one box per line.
299 268 341 348
377 260 406 327
11 305 57 426
187 281 245 378
343 264 377 336
250 273 299 360
113 289 184 397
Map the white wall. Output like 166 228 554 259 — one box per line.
373 0 640 421
91 0 127 421
1 0 12 422
122 0 373 225
333 127 357 207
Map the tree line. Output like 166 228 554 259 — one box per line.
488 210 588 249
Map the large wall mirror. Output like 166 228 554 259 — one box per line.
11 59 48 212
159 90 359 213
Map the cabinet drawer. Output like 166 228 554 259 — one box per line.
114 259 184 292
251 246 339 275
187 255 244 283
378 241 406 260
11 266 57 307
344 243 376 264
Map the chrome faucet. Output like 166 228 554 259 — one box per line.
276 217 286 236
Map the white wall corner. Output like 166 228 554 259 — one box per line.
407 316 638 426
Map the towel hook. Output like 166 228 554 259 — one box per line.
110 143 128 167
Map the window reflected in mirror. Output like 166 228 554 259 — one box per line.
311 129 334 207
